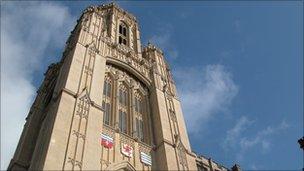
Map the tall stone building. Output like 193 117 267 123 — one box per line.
8 3 240 171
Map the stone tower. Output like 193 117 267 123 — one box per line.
8 3 233 171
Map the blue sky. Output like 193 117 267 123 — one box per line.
1 1 303 170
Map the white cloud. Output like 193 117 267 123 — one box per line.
239 120 289 151
1 2 74 169
223 117 290 162
223 116 254 149
174 64 239 134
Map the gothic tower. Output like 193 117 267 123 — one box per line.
8 3 231 171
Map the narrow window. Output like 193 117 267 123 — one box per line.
102 76 112 126
135 118 139 137
118 22 128 46
102 101 111 125
119 25 123 34
119 37 122 44
106 103 111 124
119 110 123 131
119 89 123 104
139 120 144 141
135 118 144 141
119 110 127 134
107 82 111 97
134 92 146 142
118 84 128 134
123 27 127 36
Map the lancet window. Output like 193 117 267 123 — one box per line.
102 75 112 126
118 84 129 134
134 91 145 142
118 22 128 46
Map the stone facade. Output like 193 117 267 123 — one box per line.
8 3 240 171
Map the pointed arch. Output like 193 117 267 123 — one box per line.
118 77 132 89
105 161 136 171
133 85 147 96
118 20 129 46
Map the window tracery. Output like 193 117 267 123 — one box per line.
102 65 150 145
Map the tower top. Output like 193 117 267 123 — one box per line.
83 2 137 23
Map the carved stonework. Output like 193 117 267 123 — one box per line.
67 157 82 169
102 125 115 138
139 142 152 155
72 130 86 141
177 143 188 168
169 109 177 122
106 64 148 94
120 134 135 149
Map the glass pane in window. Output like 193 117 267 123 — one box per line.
120 90 127 106
119 36 122 44
104 103 111 125
121 91 124 105
135 118 139 138
122 112 127 133
119 25 122 34
124 91 127 106
135 99 138 112
103 82 106 96
139 120 144 141
138 100 141 113
119 89 122 104
123 27 127 36
119 110 122 131
107 82 111 97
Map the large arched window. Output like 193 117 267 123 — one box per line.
102 65 151 145
118 83 129 134
118 22 128 46
102 75 112 126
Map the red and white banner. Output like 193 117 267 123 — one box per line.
121 143 133 157
101 133 113 149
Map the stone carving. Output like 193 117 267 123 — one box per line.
106 64 148 95
72 130 86 141
169 109 177 122
102 125 115 138
67 157 82 169
100 159 111 167
120 133 135 148
177 143 188 168
139 142 152 155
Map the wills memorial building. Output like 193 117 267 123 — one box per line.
8 3 240 171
